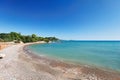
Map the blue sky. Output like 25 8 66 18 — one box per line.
0 0 120 40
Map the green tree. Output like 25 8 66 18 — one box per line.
0 38 4 42
31 34 38 42
43 38 49 43
32 34 37 38
9 32 21 42
0 32 59 43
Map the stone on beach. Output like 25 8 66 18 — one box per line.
0 54 5 59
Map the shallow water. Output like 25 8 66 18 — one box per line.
28 41 120 71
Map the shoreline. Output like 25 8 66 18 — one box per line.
25 43 120 73
23 43 120 80
0 43 120 80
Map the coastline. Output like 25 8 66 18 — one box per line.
23 43 120 80
0 43 120 80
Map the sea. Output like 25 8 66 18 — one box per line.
28 41 120 72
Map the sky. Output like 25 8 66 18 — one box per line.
0 0 120 40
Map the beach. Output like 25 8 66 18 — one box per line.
0 43 120 80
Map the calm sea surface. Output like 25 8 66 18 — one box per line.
28 41 120 71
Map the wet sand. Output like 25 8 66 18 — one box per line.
0 43 120 80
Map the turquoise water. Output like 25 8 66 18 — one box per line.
28 41 120 71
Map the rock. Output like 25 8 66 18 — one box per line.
0 54 6 59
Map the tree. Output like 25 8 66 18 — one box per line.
32 34 37 38
10 32 21 41
0 38 4 42
43 38 49 43
31 34 38 42
0 32 59 43
38 37 44 41
44 37 59 42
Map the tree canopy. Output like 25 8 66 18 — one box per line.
0 32 59 43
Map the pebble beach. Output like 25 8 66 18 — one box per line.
0 43 120 80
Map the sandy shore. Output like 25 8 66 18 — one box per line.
0 43 10 50
0 43 120 80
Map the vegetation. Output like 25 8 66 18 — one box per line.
0 32 59 43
